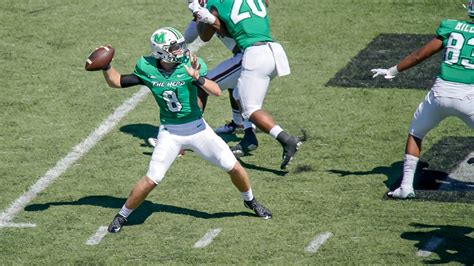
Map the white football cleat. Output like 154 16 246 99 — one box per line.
387 186 415 199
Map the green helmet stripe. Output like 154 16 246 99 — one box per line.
164 27 183 40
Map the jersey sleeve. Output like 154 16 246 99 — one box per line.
132 57 147 80
436 19 455 44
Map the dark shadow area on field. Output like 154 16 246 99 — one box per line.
216 133 241 143
401 223 474 265
237 158 287 176
329 137 474 203
24 195 254 226
325 33 439 89
120 123 159 147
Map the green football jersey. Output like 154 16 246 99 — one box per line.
436 19 474 84
133 56 208 125
206 0 273 50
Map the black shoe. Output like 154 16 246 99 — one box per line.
107 214 127 233
244 198 272 219
215 120 244 134
280 136 302 169
231 129 258 157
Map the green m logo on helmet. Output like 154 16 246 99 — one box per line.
154 33 166 44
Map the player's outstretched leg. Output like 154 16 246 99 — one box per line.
387 135 422 199
107 176 157 233
227 162 272 219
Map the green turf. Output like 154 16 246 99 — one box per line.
1 0 473 264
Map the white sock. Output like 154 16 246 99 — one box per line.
240 188 254 201
269 125 283 139
243 119 254 130
118 205 135 218
401 154 419 189
232 109 243 125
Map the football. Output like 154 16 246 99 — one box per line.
85 45 115 71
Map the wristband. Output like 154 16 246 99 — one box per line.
196 76 205 86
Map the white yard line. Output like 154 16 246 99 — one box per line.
304 232 333 253
86 226 109 245
193 228 222 248
416 236 443 257
0 87 149 228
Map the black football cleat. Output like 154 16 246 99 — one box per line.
107 214 127 233
231 129 258 157
215 120 244 134
244 198 272 219
280 135 303 169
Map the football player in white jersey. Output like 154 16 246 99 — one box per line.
183 14 256 136
189 0 304 169
371 1 474 199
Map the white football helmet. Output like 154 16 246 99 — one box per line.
150 27 188 63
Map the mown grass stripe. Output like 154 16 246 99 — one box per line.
193 228 222 248
86 226 109 246
0 87 149 226
304 232 333 253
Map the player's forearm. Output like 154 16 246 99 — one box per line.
396 38 443 72
198 77 221 96
102 66 121 88
396 50 427 72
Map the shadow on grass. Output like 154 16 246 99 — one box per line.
24 195 254 226
237 158 288 176
216 133 240 143
401 223 474 265
329 137 473 190
328 161 440 190
120 123 158 142
329 160 474 202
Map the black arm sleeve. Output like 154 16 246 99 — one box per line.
120 74 144 88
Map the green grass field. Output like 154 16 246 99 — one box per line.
1 0 473 264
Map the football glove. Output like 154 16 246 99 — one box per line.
188 0 200 13
192 7 216 24
370 66 398 80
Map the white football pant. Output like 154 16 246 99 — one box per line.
207 52 242 91
236 42 290 119
409 90 474 139
146 119 237 184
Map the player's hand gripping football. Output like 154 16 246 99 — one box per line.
184 53 201 80
370 66 398 80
